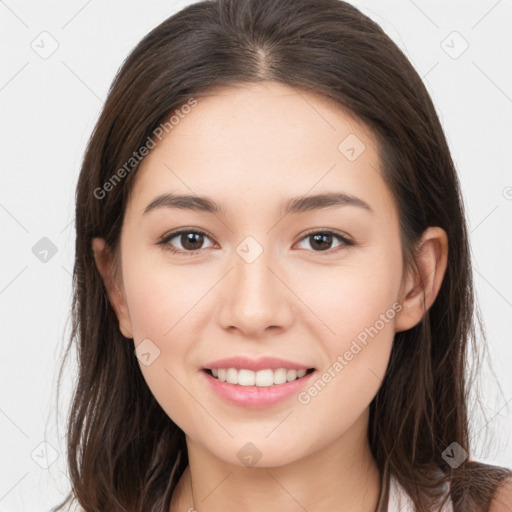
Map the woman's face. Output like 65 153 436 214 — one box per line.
102 81 412 467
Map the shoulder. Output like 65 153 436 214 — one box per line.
488 477 512 512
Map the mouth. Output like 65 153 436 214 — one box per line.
202 367 316 387
201 366 317 408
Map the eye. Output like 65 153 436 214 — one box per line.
157 228 354 256
295 230 354 254
157 229 215 254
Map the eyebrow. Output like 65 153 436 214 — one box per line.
143 191 373 216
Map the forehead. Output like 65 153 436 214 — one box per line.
126 81 393 219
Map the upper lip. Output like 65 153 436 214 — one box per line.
202 356 314 371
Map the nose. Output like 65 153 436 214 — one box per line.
217 241 294 337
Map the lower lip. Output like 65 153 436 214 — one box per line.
200 369 316 408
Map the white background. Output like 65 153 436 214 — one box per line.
0 0 511 510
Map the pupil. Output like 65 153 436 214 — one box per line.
311 233 332 251
182 233 203 250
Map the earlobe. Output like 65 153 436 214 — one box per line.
92 237 134 339
395 227 449 333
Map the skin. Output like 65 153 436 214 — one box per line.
92 81 448 512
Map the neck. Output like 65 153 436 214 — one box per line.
170 410 381 512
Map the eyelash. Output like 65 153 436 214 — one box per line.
156 228 355 256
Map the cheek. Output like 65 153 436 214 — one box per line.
292 255 402 345
121 254 210 427
122 251 209 341
297 280 397 439
124 277 197 431
297 252 401 402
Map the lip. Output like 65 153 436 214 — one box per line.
200 367 317 409
202 356 313 371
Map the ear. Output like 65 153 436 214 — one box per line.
92 237 134 339
395 226 448 332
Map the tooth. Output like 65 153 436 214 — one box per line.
211 367 310 385
238 369 255 386
255 369 274 387
226 368 238 385
286 369 298 382
273 368 287 384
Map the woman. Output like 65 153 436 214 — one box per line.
53 0 512 510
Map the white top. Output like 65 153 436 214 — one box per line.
389 475 454 511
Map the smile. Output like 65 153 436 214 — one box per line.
206 367 314 387
201 367 317 408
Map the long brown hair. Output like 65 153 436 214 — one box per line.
53 0 511 510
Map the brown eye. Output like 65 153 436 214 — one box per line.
309 233 334 251
296 231 353 253
158 229 215 254
179 232 205 251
